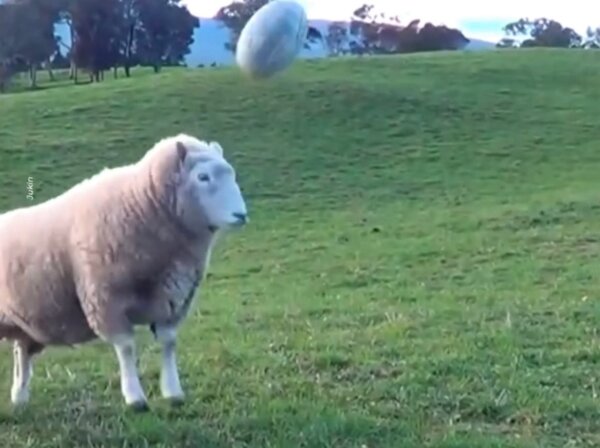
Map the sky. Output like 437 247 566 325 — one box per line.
183 0 600 43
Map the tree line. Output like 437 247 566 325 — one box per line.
324 8 600 55
215 1 471 56
497 18 600 48
0 0 473 93
322 4 471 56
0 0 199 91
217 2 600 56
1 0 597 94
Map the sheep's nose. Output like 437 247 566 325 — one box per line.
232 212 248 225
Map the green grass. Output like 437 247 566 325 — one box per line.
1 48 600 447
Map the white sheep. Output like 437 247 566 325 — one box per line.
0 133 249 410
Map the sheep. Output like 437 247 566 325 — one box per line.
0 133 249 410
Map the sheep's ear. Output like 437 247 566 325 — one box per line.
176 141 187 163
209 141 223 156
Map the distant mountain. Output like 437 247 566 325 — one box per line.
463 38 497 51
54 17 495 68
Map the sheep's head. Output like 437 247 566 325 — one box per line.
171 137 248 235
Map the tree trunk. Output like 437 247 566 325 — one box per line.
0 67 10 93
153 64 161 73
113 66 118 79
46 58 55 82
70 61 78 82
124 22 135 79
0 62 11 92
29 65 37 89
68 19 76 80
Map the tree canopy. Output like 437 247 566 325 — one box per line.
0 0 198 88
215 0 322 52
502 18 583 48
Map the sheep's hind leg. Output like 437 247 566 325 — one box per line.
11 339 43 406
151 324 184 406
111 334 149 411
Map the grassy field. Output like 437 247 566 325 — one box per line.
0 49 599 447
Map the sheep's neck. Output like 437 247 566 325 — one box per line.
128 168 214 264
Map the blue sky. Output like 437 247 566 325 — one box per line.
183 0 600 42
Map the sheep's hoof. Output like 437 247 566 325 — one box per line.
10 388 30 407
128 400 150 413
11 400 28 410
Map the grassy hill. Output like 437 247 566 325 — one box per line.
0 49 599 447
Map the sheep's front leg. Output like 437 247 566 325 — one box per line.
151 324 184 405
11 340 33 405
111 335 148 411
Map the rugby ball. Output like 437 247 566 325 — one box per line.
236 0 308 79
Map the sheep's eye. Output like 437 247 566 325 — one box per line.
198 173 211 183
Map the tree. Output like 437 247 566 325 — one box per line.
0 0 202 89
496 37 518 48
325 21 349 56
215 0 268 52
413 22 469 52
0 5 18 92
305 24 323 49
49 0 78 80
584 27 600 48
51 50 70 69
215 0 322 52
116 0 139 77
349 4 387 54
135 0 199 73
70 0 123 82
503 18 582 48
0 0 58 89
348 4 468 55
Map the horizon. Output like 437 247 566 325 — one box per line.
182 0 600 43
